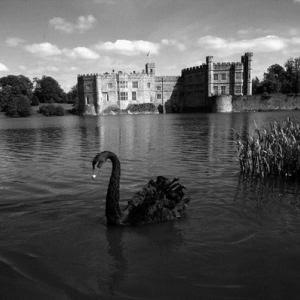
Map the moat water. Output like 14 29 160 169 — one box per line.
1 111 300 299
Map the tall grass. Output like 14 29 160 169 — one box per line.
235 118 300 180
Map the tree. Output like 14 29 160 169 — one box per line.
252 77 263 94
66 84 78 104
262 64 286 93
34 76 65 103
0 75 33 98
0 75 33 113
284 57 300 94
5 95 32 117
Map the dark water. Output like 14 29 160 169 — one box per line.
1 111 300 299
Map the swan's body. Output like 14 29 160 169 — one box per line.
92 151 190 226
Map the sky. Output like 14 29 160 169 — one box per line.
1 0 300 92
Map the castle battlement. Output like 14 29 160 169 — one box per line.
77 52 253 115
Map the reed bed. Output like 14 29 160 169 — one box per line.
235 118 300 180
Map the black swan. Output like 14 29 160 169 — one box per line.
92 151 191 226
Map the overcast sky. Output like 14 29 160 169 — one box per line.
1 0 300 91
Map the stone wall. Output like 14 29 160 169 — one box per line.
211 95 232 112
232 94 300 112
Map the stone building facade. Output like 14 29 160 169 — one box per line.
77 52 252 114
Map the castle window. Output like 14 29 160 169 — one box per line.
147 82 151 88
235 85 242 94
236 72 242 80
221 86 226 95
157 93 162 100
108 83 113 89
132 81 138 88
85 83 92 91
157 86 161 91
118 81 128 88
213 86 218 95
214 74 218 80
118 92 128 101
221 73 226 80
132 91 136 101
86 95 93 104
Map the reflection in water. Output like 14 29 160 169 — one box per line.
234 175 300 208
106 227 128 296
1 112 300 299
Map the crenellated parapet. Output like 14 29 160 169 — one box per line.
77 52 253 115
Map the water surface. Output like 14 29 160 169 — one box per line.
1 111 300 299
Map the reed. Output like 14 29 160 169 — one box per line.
235 117 300 180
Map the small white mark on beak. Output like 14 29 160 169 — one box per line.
92 174 97 179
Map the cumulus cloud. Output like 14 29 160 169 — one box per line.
49 15 96 33
0 63 9 72
95 39 161 56
197 35 289 54
24 42 99 60
161 39 186 51
6 37 26 47
62 47 100 59
24 42 62 56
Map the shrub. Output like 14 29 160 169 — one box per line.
5 95 32 117
38 104 65 116
31 95 40 106
235 118 300 180
55 105 65 116
261 92 271 100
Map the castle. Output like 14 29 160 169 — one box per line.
77 52 253 114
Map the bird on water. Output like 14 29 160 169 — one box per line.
92 151 191 226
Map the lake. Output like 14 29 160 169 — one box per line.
1 111 300 299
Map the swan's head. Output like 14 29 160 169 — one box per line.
92 152 106 179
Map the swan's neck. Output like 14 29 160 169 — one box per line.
105 151 122 225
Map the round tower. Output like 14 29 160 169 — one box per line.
206 56 213 96
243 52 253 95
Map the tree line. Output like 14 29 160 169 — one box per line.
0 75 78 117
252 57 300 95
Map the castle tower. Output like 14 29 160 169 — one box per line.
242 52 253 95
145 62 155 75
206 56 213 96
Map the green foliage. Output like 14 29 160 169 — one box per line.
0 75 33 113
34 76 66 103
260 57 300 94
66 84 78 104
38 104 65 116
0 75 33 98
5 95 32 117
235 118 300 180
31 95 39 106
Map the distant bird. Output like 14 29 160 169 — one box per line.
92 151 190 226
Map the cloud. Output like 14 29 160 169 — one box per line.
161 39 186 51
237 28 272 38
6 37 26 47
49 15 96 33
0 63 9 72
24 42 99 60
294 0 300 3
62 47 100 59
197 35 288 55
95 39 160 56
24 42 62 56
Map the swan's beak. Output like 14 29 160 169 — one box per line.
92 167 99 179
